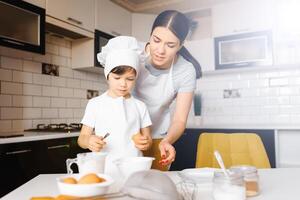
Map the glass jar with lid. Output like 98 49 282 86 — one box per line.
213 170 246 200
230 165 259 197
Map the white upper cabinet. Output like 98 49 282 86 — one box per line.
95 0 131 36
46 0 95 33
23 0 46 8
212 0 274 37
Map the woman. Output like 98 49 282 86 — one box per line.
134 10 202 170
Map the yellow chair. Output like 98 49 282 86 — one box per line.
196 133 271 169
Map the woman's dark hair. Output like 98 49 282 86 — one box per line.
108 65 136 79
151 10 202 78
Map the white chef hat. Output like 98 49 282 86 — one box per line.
97 36 143 79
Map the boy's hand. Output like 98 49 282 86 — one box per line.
87 135 106 152
132 132 152 151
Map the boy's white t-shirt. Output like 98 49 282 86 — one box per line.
81 92 152 157
81 92 152 178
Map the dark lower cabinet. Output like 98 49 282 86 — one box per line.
0 136 89 197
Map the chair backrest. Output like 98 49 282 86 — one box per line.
196 133 271 169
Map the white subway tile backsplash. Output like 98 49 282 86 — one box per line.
74 89 86 99
1 108 22 119
42 86 59 97
73 108 84 118
59 46 71 57
51 76 66 87
51 97 66 108
232 80 249 89
32 54 51 64
59 88 73 97
23 84 42 96
0 120 12 132
290 96 300 104
46 43 59 55
42 108 58 118
23 60 41 73
59 67 73 78
0 68 12 81
259 88 280 96
13 95 33 107
0 47 33 61
32 119 50 128
268 96 290 105
59 108 73 118
270 78 289 86
6 33 300 132
12 120 32 131
80 80 93 89
261 105 279 114
279 87 300 96
73 70 87 80
13 71 33 83
1 56 22 70
66 99 81 108
1 82 22 95
248 79 269 88
0 95 12 106
66 78 80 88
51 55 68 66
81 99 88 108
269 114 290 124
280 105 300 114
290 114 300 124
33 96 51 107
23 108 41 119
33 74 52 85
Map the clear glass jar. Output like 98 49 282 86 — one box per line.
230 165 260 197
213 171 246 200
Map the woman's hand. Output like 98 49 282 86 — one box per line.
87 135 106 152
158 140 176 166
132 132 152 151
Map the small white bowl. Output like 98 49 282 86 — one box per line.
114 157 154 179
57 173 114 197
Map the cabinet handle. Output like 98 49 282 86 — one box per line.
6 149 32 155
67 17 83 25
47 144 70 150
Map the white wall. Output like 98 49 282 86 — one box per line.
131 13 156 42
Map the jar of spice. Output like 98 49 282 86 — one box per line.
230 165 259 197
212 170 246 200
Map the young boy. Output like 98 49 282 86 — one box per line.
78 36 152 170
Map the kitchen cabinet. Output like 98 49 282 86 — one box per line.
212 0 274 37
0 137 88 197
0 141 41 198
45 0 95 38
95 0 131 36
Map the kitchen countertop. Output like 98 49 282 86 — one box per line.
2 168 300 200
0 131 80 144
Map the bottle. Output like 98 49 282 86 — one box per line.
230 165 259 197
213 170 246 200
